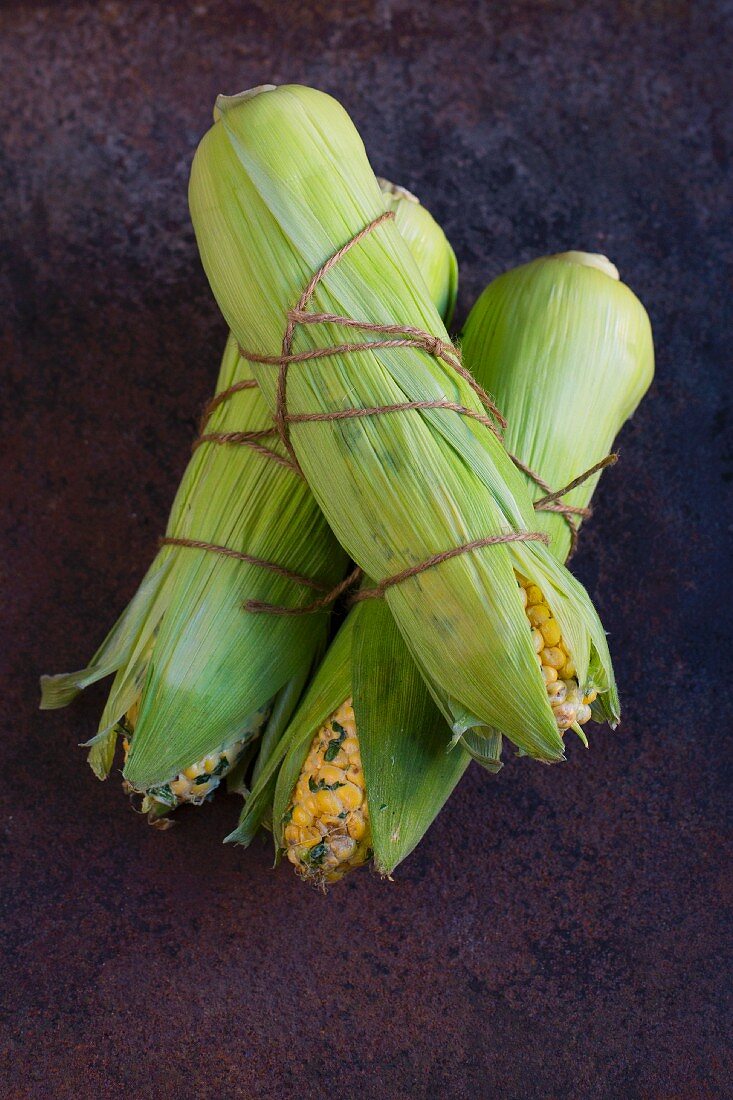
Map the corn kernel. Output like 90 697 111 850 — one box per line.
291 804 313 827
339 782 364 811
527 604 551 627
315 789 342 816
540 618 562 647
526 585 544 606
542 646 565 670
319 764 346 786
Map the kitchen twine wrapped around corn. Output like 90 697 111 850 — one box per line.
182 209 617 621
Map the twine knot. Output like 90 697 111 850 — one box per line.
424 335 447 359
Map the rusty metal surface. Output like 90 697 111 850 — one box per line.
1 2 730 1096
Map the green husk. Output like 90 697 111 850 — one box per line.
462 251 654 562
458 250 654 754
40 168 456 811
351 597 469 874
189 83 617 762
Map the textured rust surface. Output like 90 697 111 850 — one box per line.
1 2 730 1097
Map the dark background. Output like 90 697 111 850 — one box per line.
1 2 730 1097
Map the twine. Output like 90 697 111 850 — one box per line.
166 210 618 614
158 536 331 593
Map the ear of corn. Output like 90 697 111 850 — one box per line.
41 324 346 794
235 596 469 885
459 250 653 755
189 83 616 763
39 106 457 816
350 595 469 875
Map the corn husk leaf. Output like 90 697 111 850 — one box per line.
189 83 616 761
379 178 458 328
351 595 470 875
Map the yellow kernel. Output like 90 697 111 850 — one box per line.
518 585 528 608
526 585 544 606
342 737 359 756
540 618 561 647
330 835 357 861
286 846 301 865
291 804 313 828
284 824 299 845
319 764 346 786
542 646 565 670
532 628 544 653
348 816 367 841
170 778 191 798
183 764 200 780
315 789 342 816
547 681 567 703
577 704 592 725
339 782 363 811
583 689 598 705
527 604 550 627
541 664 558 684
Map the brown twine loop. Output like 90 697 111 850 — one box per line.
512 452 619 557
350 531 550 604
194 375 301 473
158 536 331 596
236 210 507 474
244 564 364 616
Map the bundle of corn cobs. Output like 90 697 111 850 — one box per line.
41 85 654 887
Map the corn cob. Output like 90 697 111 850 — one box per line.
189 83 617 766
517 576 595 737
282 700 370 883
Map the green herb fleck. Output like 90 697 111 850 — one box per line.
147 784 177 808
309 775 345 793
307 841 329 866
281 806 294 825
